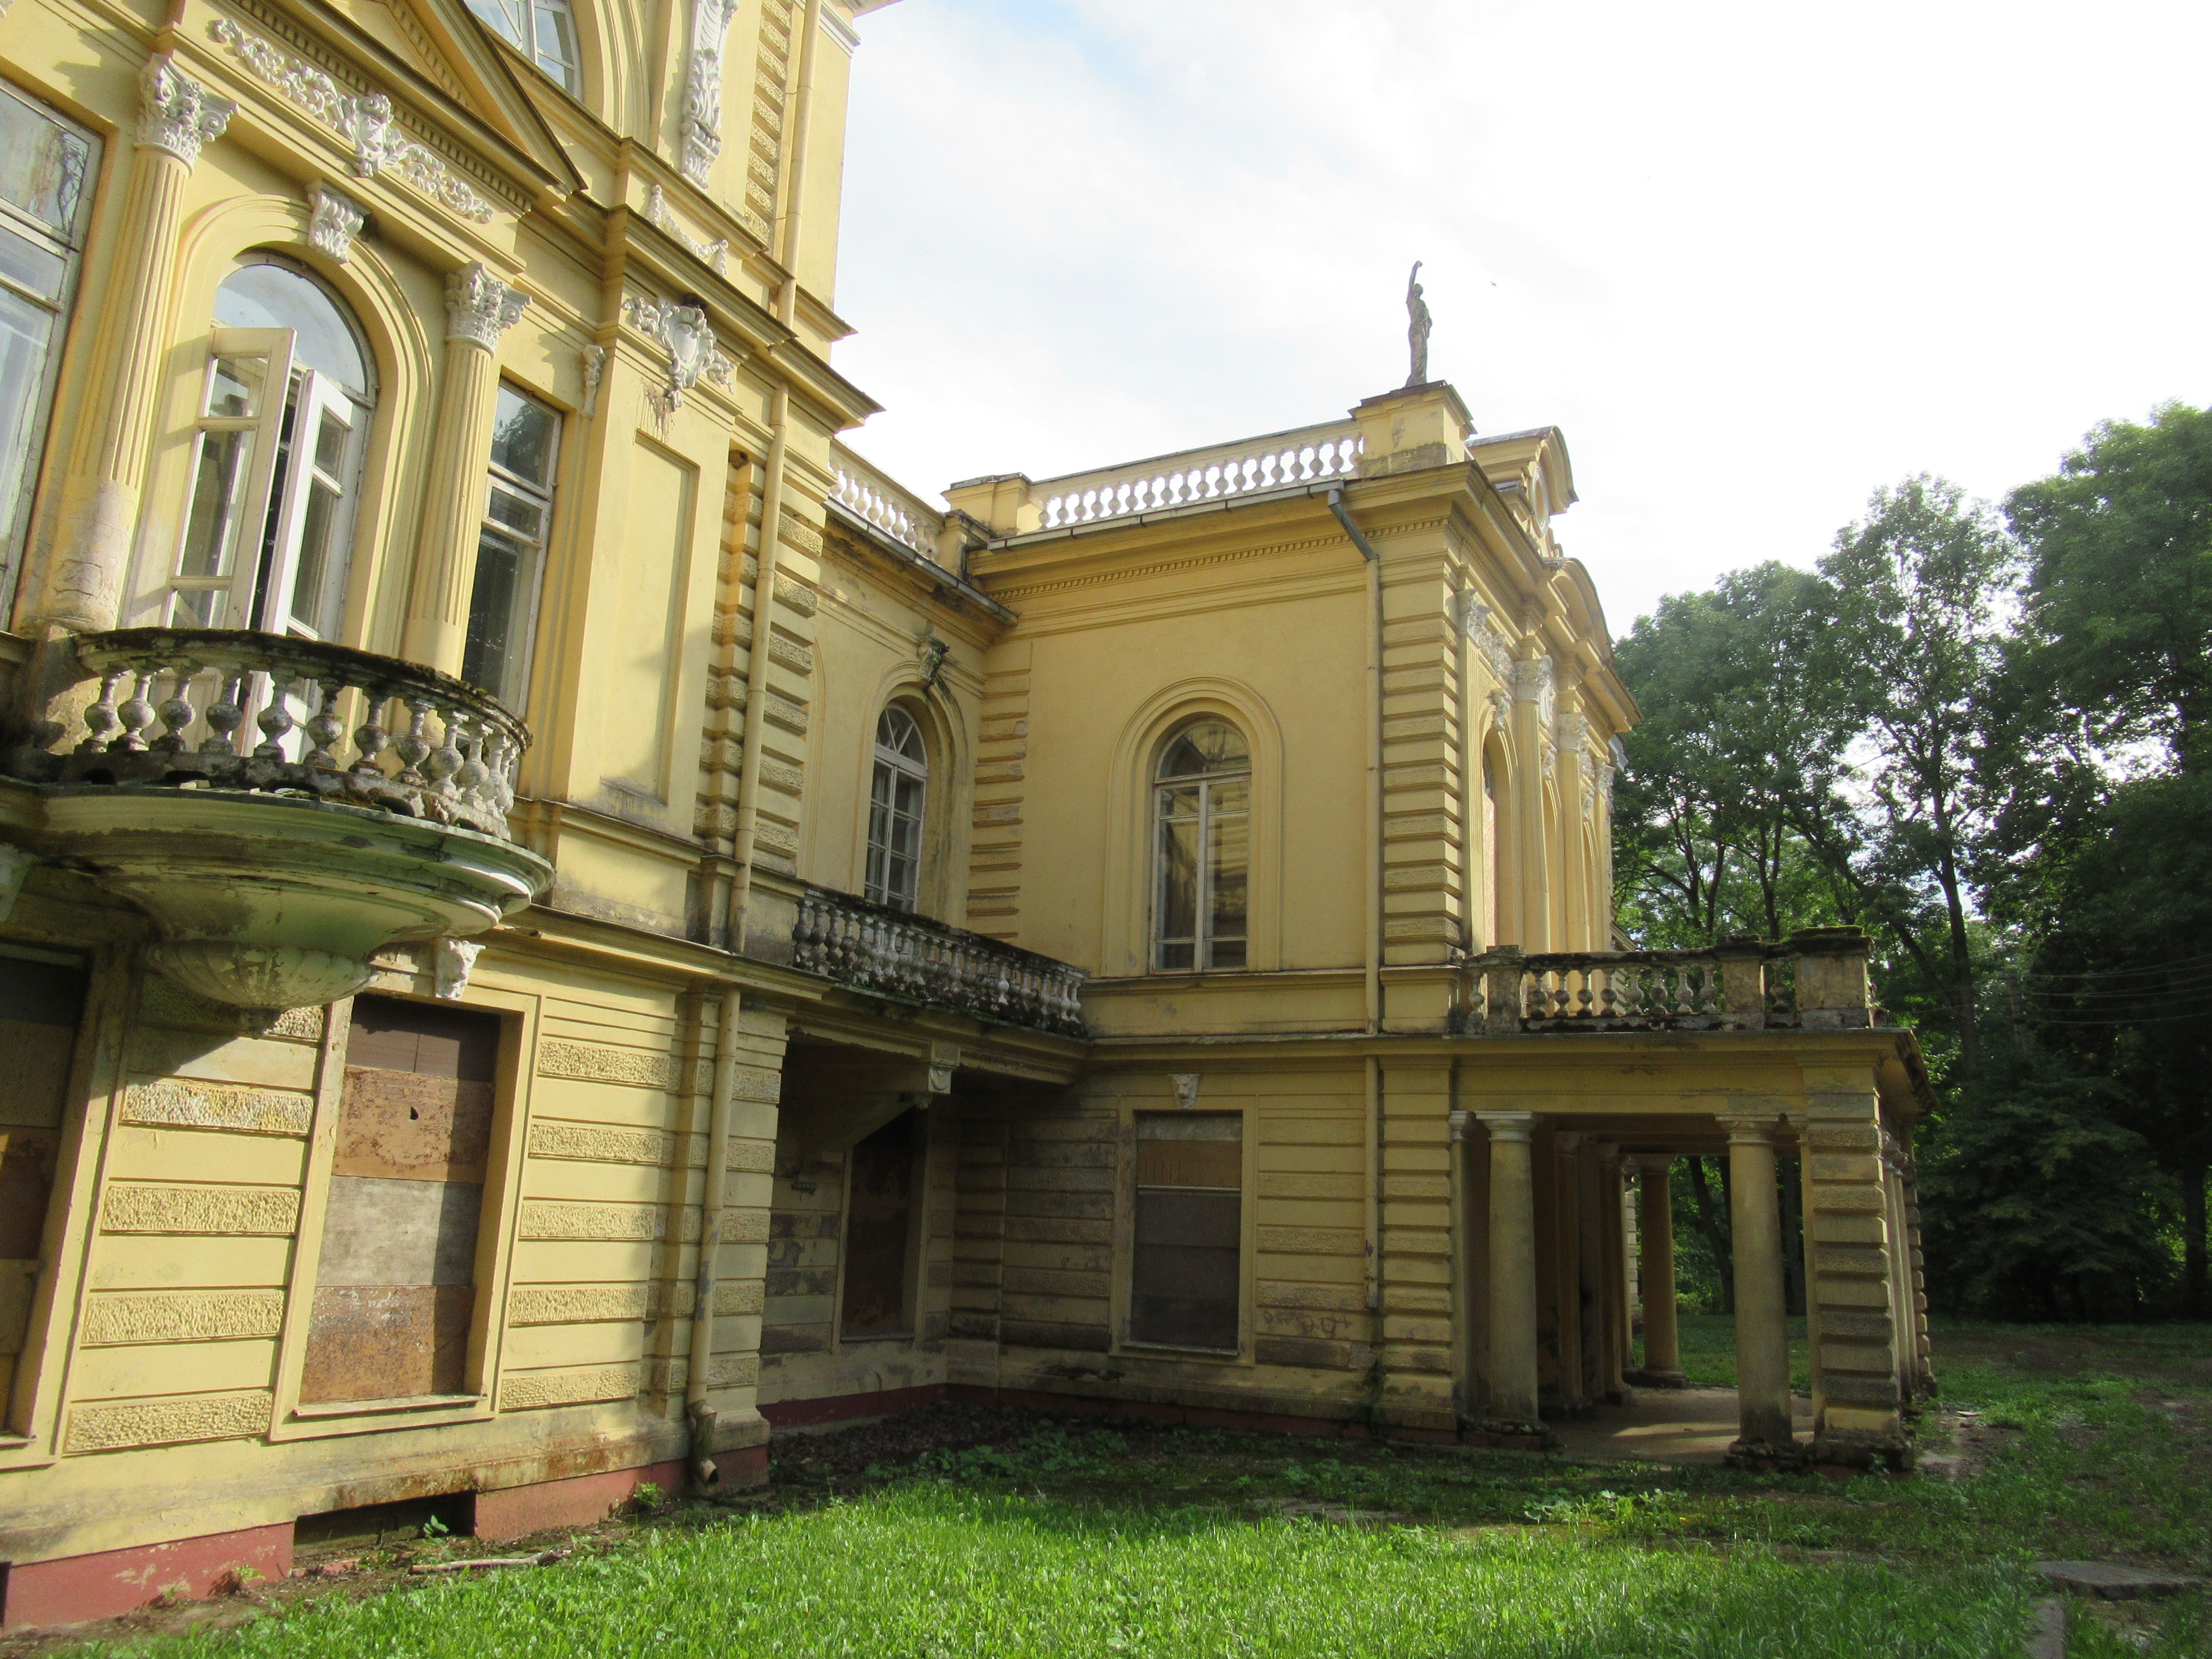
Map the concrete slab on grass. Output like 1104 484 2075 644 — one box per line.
2034 1561 2200 1600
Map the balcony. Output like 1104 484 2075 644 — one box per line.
5 628 551 1009
1459 929 1877 1035
793 884 1088 1039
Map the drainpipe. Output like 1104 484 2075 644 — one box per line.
1328 487 1384 1318
727 0 824 949
685 986 743 1490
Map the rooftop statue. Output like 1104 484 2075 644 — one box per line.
1407 260 1432 387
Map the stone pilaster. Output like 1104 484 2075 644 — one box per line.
1799 1070 1912 1467
401 265 527 675
23 56 233 637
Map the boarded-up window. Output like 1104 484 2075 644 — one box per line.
841 1109 920 1340
1130 1112 1241 1350
301 997 499 1404
0 950 84 1419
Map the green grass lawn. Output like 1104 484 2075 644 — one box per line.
42 1318 2212 1659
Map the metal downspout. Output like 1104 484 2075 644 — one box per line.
685 987 742 1490
1329 487 1385 1320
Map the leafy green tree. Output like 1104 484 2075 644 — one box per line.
2006 403 2212 771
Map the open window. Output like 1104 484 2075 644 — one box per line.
1152 721 1250 971
461 386 559 709
165 259 373 639
864 705 928 912
466 0 582 93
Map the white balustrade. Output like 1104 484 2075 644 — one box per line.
58 628 528 839
1033 422 1365 531
830 445 949 568
793 885 1087 1038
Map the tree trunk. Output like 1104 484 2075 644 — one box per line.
2185 1163 2208 1320
1686 1155 1734 1314
1779 1154 1806 1318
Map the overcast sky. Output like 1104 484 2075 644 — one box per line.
827 0 2212 634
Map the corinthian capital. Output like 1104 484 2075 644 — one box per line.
445 263 529 349
140 55 236 167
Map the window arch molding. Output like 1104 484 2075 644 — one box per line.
843 669 969 924
123 194 428 647
1103 678 1284 977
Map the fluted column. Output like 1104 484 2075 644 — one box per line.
1478 1112 1546 1439
23 56 233 634
401 265 527 676
1723 1114 1796 1455
1633 1155 1685 1384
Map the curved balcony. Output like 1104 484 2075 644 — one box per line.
9 629 551 1009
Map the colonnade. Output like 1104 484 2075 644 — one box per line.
1447 1102 1929 1467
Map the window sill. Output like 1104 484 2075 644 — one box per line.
292 1392 485 1421
1118 1340 1241 1362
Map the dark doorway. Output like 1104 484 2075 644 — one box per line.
841 1109 922 1339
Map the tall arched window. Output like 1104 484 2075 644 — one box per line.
1481 751 1502 947
865 705 928 912
1153 721 1249 972
165 258 373 639
467 0 581 93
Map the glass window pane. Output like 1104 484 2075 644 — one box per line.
1159 721 1249 779
463 524 533 699
0 84 90 234
178 429 257 582
288 479 340 631
311 407 348 476
214 263 370 395
1208 804 1248 948
0 224 63 302
533 0 580 87
466 0 527 49
1158 812 1198 946
487 483 545 537
0 285 53 550
206 354 268 420
1157 783 1198 821
489 387 557 485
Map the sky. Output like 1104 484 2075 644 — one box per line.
825 0 2212 634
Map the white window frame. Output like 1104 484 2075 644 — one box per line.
462 384 560 710
1150 725 1251 973
466 0 582 93
864 705 928 912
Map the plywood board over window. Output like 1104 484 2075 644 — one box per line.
300 997 499 1404
1130 1112 1240 1351
0 949 87 1415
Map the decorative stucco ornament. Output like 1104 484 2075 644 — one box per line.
139 55 235 167
446 263 529 348
581 343 607 418
435 937 483 1000
1406 261 1432 387
1172 1074 1200 1110
307 182 366 263
623 294 731 410
680 0 742 187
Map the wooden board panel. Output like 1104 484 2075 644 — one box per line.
316 1177 482 1287
346 996 498 1081
1130 1190 1239 1350
333 1071 493 1182
299 1285 472 1403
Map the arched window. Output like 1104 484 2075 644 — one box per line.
1153 721 1249 972
865 705 928 912
165 258 373 639
1481 750 1502 948
466 0 581 93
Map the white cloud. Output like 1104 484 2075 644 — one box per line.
829 0 2212 630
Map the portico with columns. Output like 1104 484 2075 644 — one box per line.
1444 932 1937 1470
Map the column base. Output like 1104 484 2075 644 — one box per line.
1625 1368 1688 1389
1809 1431 1914 1474
1470 1417 1557 1450
1724 1437 1807 1471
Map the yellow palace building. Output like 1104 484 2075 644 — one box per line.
0 0 1933 1627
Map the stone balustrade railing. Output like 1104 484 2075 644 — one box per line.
40 628 529 840
794 884 1088 1039
830 444 950 568
1032 421 1365 530
1462 929 1875 1035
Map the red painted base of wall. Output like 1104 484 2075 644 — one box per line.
474 1458 687 1541
761 1383 948 1429
1 1522 291 1632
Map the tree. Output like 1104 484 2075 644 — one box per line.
2006 403 2212 771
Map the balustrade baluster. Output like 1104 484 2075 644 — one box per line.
115 671 158 752
253 676 297 759
352 689 391 778
77 670 127 754
153 665 198 754
426 706 465 800
393 700 434 786
303 678 348 771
